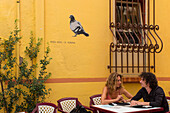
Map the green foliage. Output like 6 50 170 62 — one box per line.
0 22 52 113
25 31 42 61
0 23 22 113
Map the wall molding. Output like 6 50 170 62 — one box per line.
45 78 107 83
44 77 170 83
157 77 170 81
45 77 141 83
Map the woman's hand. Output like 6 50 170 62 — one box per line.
116 95 123 101
121 98 127 103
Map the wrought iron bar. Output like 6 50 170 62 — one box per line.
108 0 163 73
154 25 163 53
153 0 155 26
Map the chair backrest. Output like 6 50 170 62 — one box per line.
57 97 82 113
36 102 57 113
90 94 101 106
166 96 170 111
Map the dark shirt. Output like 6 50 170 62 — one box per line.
131 86 169 113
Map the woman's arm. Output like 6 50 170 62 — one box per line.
122 88 133 102
122 89 133 99
101 86 123 105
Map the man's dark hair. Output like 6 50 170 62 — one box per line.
139 72 158 89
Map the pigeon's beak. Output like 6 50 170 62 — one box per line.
69 15 73 18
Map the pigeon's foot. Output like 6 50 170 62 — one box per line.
72 34 77 37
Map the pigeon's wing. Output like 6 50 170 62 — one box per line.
77 22 84 30
77 21 82 26
70 21 81 31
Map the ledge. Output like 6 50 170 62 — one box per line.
45 77 141 83
123 77 140 83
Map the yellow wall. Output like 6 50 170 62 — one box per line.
45 0 112 78
45 82 141 105
155 0 170 77
0 0 170 112
153 0 170 95
0 0 16 38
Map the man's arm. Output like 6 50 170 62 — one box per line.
150 87 164 107
130 88 143 106
131 88 143 101
131 100 150 106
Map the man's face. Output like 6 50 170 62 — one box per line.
140 77 148 88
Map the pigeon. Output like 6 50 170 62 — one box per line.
69 15 89 37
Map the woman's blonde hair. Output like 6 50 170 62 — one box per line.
105 72 123 94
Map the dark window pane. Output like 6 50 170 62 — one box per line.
116 1 143 44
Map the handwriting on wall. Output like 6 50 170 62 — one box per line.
50 41 76 44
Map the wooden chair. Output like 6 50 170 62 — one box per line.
57 97 93 113
31 102 57 113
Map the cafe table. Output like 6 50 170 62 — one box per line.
90 104 164 113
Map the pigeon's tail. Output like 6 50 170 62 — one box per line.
83 32 89 37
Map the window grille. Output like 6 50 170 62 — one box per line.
108 0 163 74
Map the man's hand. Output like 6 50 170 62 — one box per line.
130 100 139 106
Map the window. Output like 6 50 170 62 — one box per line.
108 0 163 74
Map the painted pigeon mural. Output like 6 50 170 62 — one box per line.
69 15 89 37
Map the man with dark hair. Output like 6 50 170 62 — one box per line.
130 72 169 113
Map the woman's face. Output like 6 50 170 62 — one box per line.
116 76 121 88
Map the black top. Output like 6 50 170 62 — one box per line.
131 86 169 113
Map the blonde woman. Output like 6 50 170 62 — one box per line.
101 73 132 105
